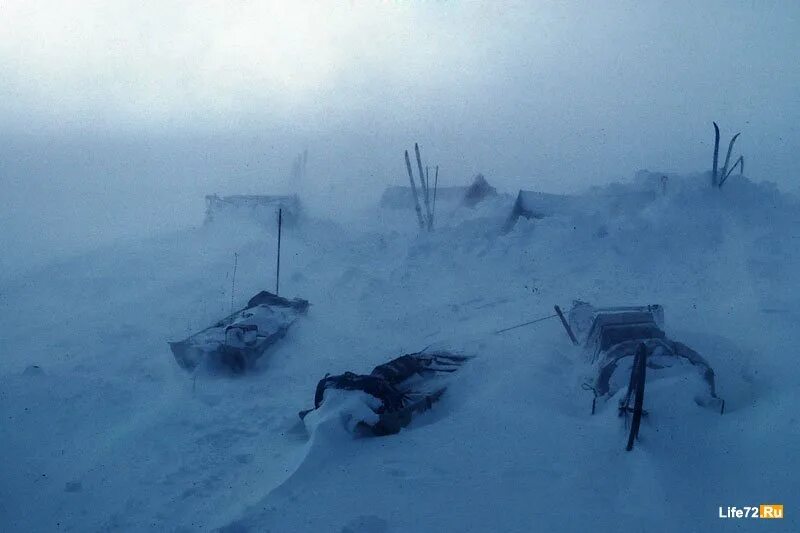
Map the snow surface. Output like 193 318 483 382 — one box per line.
1 173 799 532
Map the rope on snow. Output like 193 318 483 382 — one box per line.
493 313 558 334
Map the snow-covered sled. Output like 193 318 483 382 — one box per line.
568 301 724 413
169 291 309 373
299 351 469 436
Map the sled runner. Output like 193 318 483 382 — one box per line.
568 301 724 450
299 351 469 436
169 291 309 373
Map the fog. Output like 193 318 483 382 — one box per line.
1 1 798 275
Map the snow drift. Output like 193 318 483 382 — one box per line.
1 172 798 532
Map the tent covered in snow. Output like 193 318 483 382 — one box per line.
503 180 662 232
462 174 498 207
204 194 302 225
503 190 585 232
380 174 497 210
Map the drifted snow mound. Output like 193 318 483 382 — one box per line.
498 174 798 303
3 170 799 532
302 388 383 435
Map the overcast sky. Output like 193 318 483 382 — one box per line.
1 1 798 272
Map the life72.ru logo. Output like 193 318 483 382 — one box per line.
719 505 784 519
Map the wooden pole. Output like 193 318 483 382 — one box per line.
276 208 282 295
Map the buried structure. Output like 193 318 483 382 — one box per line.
503 179 662 232
299 351 470 436
169 291 309 373
380 174 497 211
204 194 303 226
503 190 583 232
566 301 723 451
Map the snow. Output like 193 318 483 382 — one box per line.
302 389 382 435
1 173 799 532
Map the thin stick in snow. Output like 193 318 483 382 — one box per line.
554 305 579 345
426 166 430 192
432 165 439 228
712 122 720 187
404 150 426 229
415 143 432 230
231 252 238 315
276 208 282 295
425 165 430 221
720 155 744 187
720 132 741 185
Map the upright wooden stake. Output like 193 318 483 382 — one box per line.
276 208 282 295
